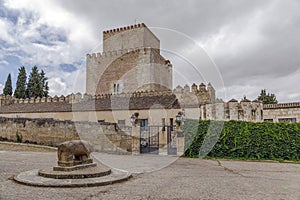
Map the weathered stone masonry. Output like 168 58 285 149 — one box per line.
86 23 172 95
0 117 132 154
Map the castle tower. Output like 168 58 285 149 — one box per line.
86 23 173 95
207 83 216 103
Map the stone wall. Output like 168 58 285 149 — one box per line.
173 83 216 105
93 48 172 94
263 103 300 122
0 117 132 154
181 98 263 122
203 100 263 122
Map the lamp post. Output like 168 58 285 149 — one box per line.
130 112 140 155
175 111 184 133
174 111 185 156
130 112 139 126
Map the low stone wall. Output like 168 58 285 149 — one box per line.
0 117 132 154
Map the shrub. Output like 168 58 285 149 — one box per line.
16 131 23 143
183 119 300 161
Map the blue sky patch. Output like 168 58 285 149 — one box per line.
59 63 77 72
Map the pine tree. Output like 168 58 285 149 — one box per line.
26 66 49 98
3 73 12 96
14 66 27 99
258 89 278 104
40 70 49 97
43 81 49 97
26 66 40 98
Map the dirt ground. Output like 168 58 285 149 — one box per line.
1 143 300 200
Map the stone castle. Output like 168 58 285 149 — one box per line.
0 23 299 125
86 23 172 95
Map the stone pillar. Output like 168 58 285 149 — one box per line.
159 128 168 155
131 125 140 155
176 125 185 156
176 133 185 156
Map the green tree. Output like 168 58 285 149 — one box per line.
26 66 39 98
26 66 49 98
3 73 12 95
14 66 27 99
258 89 278 104
40 70 49 97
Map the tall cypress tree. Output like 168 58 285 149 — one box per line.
14 66 27 99
26 66 49 98
40 70 49 97
26 66 40 98
3 73 12 96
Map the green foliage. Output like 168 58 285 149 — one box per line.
25 66 49 98
258 89 278 104
16 131 23 143
40 70 49 97
14 66 27 99
3 73 12 95
183 119 300 161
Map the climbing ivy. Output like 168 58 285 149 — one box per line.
183 119 300 161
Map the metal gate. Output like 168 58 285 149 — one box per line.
140 126 159 154
167 126 177 155
140 126 177 155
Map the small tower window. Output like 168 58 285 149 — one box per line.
117 84 120 93
113 83 121 94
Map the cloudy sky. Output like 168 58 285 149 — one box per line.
0 0 299 102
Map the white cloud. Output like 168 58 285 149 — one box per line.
0 18 14 44
1 0 299 103
47 66 86 96
198 8 265 60
1 0 97 96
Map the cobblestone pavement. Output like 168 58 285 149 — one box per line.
1 143 300 200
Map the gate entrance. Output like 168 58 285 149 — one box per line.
140 126 159 154
140 125 177 155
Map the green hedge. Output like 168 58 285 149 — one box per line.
183 119 300 161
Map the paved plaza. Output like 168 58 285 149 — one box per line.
1 143 300 200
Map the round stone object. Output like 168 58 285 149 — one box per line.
14 168 131 187
38 165 111 179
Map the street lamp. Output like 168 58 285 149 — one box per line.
130 112 139 126
175 111 183 127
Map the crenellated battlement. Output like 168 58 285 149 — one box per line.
263 102 300 109
0 94 74 105
86 47 162 61
103 23 146 35
0 89 174 108
173 83 216 104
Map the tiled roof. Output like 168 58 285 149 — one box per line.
0 94 180 114
0 102 72 113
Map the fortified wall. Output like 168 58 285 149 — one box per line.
0 84 264 123
263 102 300 122
173 83 216 105
0 90 176 107
0 91 180 126
0 117 132 154
204 98 263 122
